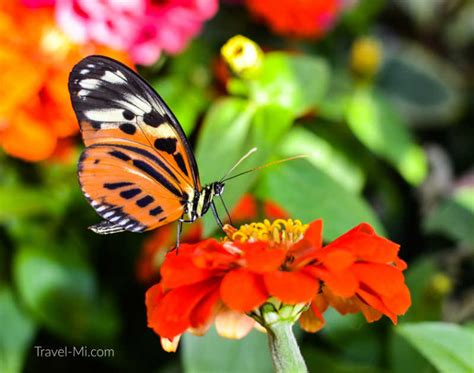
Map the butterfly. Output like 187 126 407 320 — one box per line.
69 55 233 245
69 55 304 245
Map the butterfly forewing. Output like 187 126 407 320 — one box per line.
69 55 200 233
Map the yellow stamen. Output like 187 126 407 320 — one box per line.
225 219 308 247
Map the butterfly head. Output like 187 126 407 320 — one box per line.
212 182 225 196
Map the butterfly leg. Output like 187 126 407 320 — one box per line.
176 219 183 249
210 202 224 230
175 217 196 250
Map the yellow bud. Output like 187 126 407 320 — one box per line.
221 35 263 79
430 273 453 295
350 37 382 78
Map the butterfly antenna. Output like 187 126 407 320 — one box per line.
219 147 258 182
221 154 308 183
219 195 233 226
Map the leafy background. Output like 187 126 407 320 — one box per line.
1 0 473 372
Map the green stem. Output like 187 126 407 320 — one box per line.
267 322 308 373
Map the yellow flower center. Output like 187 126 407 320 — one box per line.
224 219 308 247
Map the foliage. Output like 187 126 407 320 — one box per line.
0 0 473 372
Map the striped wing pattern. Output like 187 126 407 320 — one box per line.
68 55 200 233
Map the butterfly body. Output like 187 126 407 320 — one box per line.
68 55 225 239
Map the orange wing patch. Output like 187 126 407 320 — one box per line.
79 143 188 232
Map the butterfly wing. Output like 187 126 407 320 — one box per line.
69 55 199 233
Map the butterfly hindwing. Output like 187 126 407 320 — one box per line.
69 55 200 233
78 143 188 232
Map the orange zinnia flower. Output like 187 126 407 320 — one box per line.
137 194 288 283
0 1 132 162
145 219 411 351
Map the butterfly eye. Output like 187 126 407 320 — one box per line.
214 183 224 195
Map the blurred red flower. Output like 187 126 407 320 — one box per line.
50 0 218 65
245 0 342 38
0 1 132 162
146 219 411 351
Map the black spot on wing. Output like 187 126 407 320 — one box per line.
119 188 141 199
136 195 154 207
132 159 182 196
122 109 134 120
94 159 100 164
173 153 189 177
109 150 131 162
154 137 177 154
150 206 164 216
104 182 133 190
143 111 164 127
119 123 136 135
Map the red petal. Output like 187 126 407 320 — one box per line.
304 219 323 249
193 239 240 269
357 288 396 324
263 200 289 219
242 242 286 273
353 297 383 323
264 270 318 304
220 269 268 312
299 307 325 333
148 280 219 339
145 284 165 324
215 309 256 339
161 253 214 289
324 223 400 264
231 194 257 221
324 250 355 272
352 263 405 296
189 289 221 329
381 283 411 315
322 286 360 314
314 267 359 297
311 293 328 318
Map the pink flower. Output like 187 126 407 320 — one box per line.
54 0 218 65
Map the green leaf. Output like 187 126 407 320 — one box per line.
0 286 36 373
402 258 445 322
182 327 272 373
152 76 209 135
396 322 474 373
150 40 212 134
279 126 365 192
251 52 330 117
303 346 381 373
196 99 292 235
318 309 383 365
346 87 427 185
0 186 59 221
424 186 474 246
342 0 385 33
379 43 463 126
256 159 384 240
389 330 437 373
13 246 119 343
